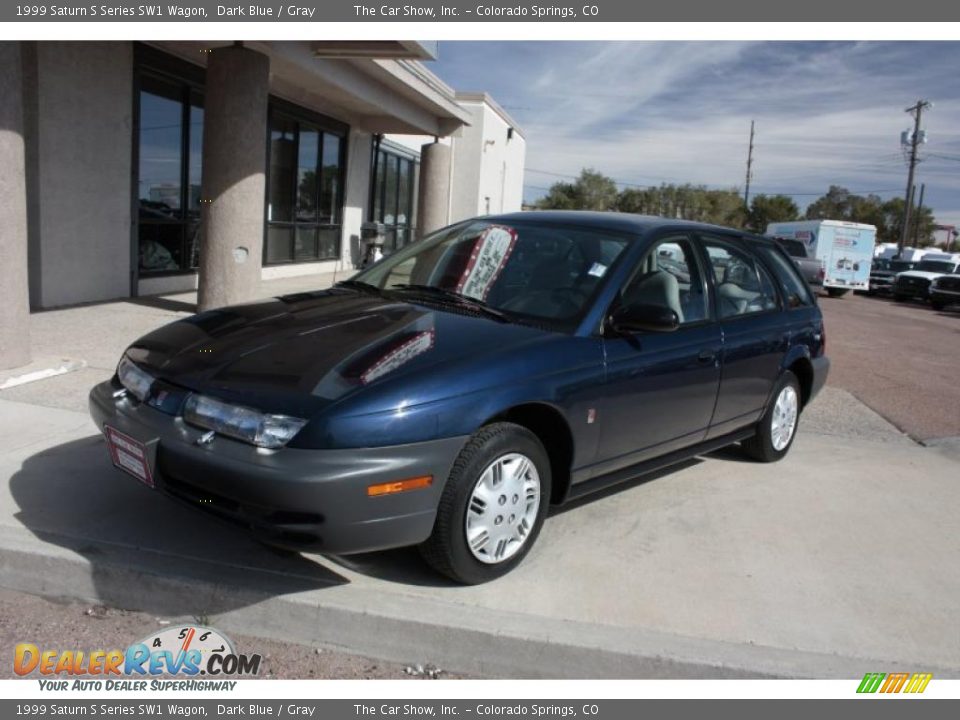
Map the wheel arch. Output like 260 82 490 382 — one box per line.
484 402 575 505
782 347 814 408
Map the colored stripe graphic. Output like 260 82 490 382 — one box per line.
857 672 932 694
857 673 885 693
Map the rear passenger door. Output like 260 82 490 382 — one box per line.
696 234 788 439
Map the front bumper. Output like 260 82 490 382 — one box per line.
89 380 467 554
930 287 960 306
868 276 894 293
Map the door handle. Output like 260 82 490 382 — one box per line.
697 348 717 364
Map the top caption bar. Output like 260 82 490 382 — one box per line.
4 0 960 22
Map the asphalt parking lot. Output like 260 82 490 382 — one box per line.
817 291 960 441
1 277 959 679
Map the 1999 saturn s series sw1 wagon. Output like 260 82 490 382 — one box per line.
90 212 829 583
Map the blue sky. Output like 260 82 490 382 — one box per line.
430 42 960 234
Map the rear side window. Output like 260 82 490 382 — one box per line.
700 237 779 319
755 244 814 308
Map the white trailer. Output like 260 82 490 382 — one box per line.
766 220 877 297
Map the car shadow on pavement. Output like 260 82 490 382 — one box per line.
8 435 351 618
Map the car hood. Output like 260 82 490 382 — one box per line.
897 271 945 281
125 288 551 417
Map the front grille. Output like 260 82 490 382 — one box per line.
897 276 930 292
936 276 960 292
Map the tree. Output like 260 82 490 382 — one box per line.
536 169 618 211
804 185 853 221
746 194 799 233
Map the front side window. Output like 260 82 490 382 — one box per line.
353 221 631 331
137 74 203 274
266 108 345 264
618 236 708 325
701 237 779 319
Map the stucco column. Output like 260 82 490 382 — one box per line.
0 42 31 370
416 141 452 240
198 45 269 312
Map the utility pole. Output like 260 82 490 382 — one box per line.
913 183 925 246
743 120 755 211
899 100 931 257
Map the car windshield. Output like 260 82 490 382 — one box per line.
350 220 631 330
890 261 915 272
915 260 957 273
871 259 891 271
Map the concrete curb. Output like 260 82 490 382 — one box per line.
2 525 955 680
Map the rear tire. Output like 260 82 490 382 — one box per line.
741 371 801 463
419 422 551 584
931 301 946 311
826 288 849 298
893 294 908 302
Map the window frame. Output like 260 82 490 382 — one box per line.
263 97 349 266
694 232 783 322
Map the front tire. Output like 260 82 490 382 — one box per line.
741 371 801 463
420 422 551 584
931 300 946 311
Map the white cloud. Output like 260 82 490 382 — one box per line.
434 42 960 222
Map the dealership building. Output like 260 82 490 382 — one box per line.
0 41 525 370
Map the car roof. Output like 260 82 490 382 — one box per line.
484 210 771 243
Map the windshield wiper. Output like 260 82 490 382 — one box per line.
390 284 511 323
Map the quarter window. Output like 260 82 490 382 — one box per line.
755 244 814 308
701 237 779 318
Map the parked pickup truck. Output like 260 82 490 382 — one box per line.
867 258 917 296
774 237 824 287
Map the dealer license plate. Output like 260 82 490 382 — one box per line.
104 425 155 489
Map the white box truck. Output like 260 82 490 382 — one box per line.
766 220 878 297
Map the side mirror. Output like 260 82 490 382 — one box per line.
608 303 680 334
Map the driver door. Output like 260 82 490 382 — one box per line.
592 233 722 477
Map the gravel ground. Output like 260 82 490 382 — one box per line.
0 589 462 680
817 292 960 442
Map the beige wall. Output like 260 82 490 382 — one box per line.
32 42 133 308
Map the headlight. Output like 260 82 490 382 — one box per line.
117 356 155 402
183 394 307 449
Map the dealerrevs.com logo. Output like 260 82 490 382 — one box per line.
14 625 261 691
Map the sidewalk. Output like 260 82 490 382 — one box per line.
1 274 959 678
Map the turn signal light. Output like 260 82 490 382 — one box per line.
367 475 433 497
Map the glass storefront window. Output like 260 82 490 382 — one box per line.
265 108 346 264
137 73 203 275
370 144 419 254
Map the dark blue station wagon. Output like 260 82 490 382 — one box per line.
90 212 829 583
